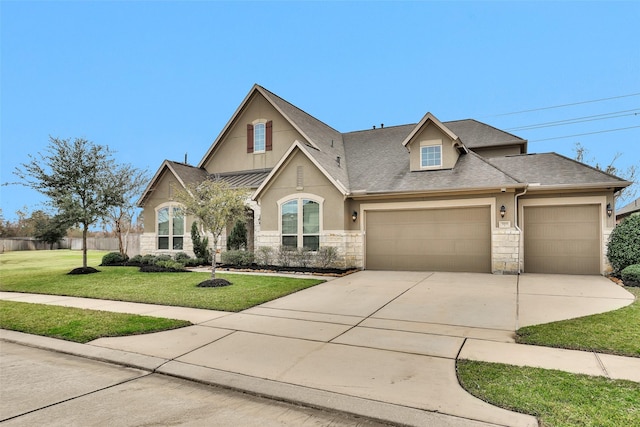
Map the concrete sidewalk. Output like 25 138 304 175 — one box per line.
1 271 638 427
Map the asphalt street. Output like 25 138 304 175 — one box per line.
0 341 389 426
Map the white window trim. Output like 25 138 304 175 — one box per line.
420 140 442 169
252 119 268 154
155 202 186 251
277 194 324 250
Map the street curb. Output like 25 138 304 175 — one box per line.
0 330 518 427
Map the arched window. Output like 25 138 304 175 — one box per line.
157 206 184 250
280 198 320 251
254 122 266 152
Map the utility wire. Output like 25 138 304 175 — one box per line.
482 92 640 118
506 109 640 131
528 125 640 142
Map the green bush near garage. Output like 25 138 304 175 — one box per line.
607 214 640 273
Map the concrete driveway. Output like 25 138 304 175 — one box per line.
4 271 634 426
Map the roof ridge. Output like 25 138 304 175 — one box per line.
343 123 416 135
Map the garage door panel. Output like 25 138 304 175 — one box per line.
366 207 491 272
524 205 600 275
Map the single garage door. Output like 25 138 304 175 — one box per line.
524 204 600 274
365 206 491 272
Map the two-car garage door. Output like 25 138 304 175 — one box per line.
365 207 491 272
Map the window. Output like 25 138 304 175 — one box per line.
254 123 266 152
421 145 442 168
157 206 184 250
247 120 272 153
280 198 320 251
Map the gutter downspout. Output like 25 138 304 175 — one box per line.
514 185 528 275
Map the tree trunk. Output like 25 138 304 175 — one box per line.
82 225 88 268
115 218 125 256
211 240 217 280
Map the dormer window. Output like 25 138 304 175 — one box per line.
247 120 273 153
420 141 442 169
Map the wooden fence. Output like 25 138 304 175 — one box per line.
1 235 141 256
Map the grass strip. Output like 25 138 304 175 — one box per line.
517 287 640 357
457 360 640 427
0 250 324 311
0 300 191 343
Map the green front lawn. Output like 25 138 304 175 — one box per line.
457 360 640 427
0 300 191 343
0 250 323 311
517 287 640 358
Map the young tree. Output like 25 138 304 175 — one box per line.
103 164 149 257
573 142 638 204
174 179 249 281
14 137 125 271
33 212 69 249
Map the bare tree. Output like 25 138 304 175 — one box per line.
103 164 149 257
573 142 638 204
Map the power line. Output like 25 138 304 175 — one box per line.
528 125 640 142
506 109 640 131
484 92 640 118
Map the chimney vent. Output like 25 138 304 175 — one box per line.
373 125 376 130
336 156 341 167
381 123 384 129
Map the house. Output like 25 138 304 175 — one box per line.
137 84 631 275
616 197 640 223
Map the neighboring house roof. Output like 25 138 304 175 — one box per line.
616 197 640 219
485 153 630 191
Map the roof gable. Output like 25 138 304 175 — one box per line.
137 160 208 207
401 112 460 148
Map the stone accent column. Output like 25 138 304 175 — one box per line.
491 227 521 274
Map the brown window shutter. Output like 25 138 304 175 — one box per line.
265 120 273 151
247 124 254 153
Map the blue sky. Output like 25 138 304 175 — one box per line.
2 1 639 222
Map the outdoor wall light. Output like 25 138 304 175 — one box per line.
352 211 358 222
500 205 506 218
607 203 613 217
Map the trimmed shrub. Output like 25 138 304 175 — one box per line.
607 214 640 273
227 221 248 250
316 246 339 268
174 252 191 262
295 247 313 268
183 257 206 267
101 252 128 266
155 259 187 271
128 254 143 265
221 250 254 266
276 246 296 267
621 264 640 287
255 246 274 266
141 254 157 265
154 254 172 264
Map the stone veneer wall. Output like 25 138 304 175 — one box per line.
603 227 613 274
491 227 521 274
254 230 364 268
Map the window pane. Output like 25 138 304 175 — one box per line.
421 145 441 167
158 237 169 249
303 236 319 251
173 208 184 235
282 235 297 249
173 237 184 250
254 123 266 152
282 200 298 234
302 200 319 234
158 208 169 236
